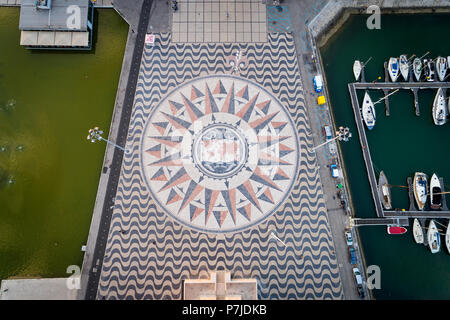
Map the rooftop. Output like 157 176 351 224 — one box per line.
19 0 90 31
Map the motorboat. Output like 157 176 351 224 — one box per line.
413 219 424 244
413 58 422 82
399 55 409 81
378 171 392 210
353 60 362 81
429 173 442 210
436 56 448 81
362 91 376 130
388 57 400 82
424 59 435 82
427 220 441 254
413 172 428 211
387 225 407 235
432 88 447 126
446 220 450 255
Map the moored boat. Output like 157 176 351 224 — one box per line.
413 58 422 81
427 220 441 254
436 57 448 81
362 91 376 130
424 59 435 82
378 171 392 210
388 57 400 82
430 173 442 210
387 225 407 235
353 60 362 81
432 88 447 126
446 220 450 255
413 172 428 211
413 219 424 244
399 55 409 81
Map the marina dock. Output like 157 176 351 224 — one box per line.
348 81 450 227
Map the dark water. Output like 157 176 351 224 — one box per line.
0 9 128 280
321 14 450 299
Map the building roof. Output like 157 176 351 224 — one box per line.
20 30 90 47
19 0 90 31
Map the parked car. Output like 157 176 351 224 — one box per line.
345 231 353 246
352 267 363 286
348 246 357 265
330 164 339 178
357 285 365 299
322 125 333 140
314 75 323 93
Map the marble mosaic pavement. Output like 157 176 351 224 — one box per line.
96 33 343 299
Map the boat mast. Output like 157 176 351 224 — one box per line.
373 89 400 106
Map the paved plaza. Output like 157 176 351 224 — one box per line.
95 27 343 299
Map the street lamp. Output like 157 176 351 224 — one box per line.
87 127 130 154
311 126 352 152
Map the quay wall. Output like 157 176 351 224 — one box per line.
310 0 450 47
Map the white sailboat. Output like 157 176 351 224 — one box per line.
413 219 424 244
413 58 422 82
427 220 441 254
429 173 442 210
378 171 392 210
362 91 376 130
432 88 447 126
353 60 362 81
446 220 450 255
413 172 428 211
399 55 409 81
388 57 400 82
436 56 448 82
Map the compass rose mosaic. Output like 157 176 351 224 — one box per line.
141 75 299 233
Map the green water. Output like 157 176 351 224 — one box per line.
0 8 128 280
321 14 450 299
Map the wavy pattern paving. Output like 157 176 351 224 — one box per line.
97 33 343 300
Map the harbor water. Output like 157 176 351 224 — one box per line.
0 8 128 280
321 14 450 299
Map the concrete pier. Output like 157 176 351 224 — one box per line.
353 218 409 227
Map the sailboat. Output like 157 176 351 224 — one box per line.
362 91 376 130
413 219 424 244
353 60 362 81
413 172 428 211
446 220 450 255
413 58 422 81
432 88 447 126
378 171 392 210
399 55 409 81
429 173 442 210
427 220 441 254
436 56 448 81
424 59 435 82
388 57 400 82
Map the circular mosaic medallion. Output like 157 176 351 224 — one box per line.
141 75 300 233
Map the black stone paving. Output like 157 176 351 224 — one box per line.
84 0 153 300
